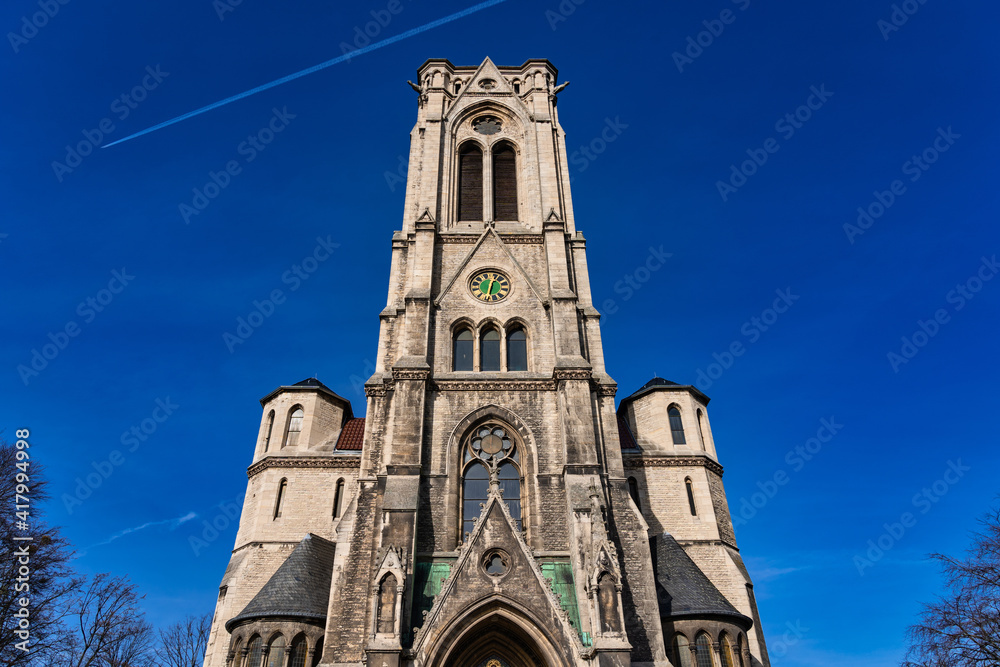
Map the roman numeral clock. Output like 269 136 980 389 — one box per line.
470 270 510 302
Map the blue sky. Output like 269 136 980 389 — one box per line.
2 0 998 664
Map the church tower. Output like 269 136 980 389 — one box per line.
203 58 771 667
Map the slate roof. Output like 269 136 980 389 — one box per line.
336 418 365 451
225 534 336 631
618 376 711 408
259 378 354 417
655 535 752 628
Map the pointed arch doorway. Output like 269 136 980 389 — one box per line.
445 615 547 667
428 605 570 667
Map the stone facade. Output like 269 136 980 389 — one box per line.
203 58 770 667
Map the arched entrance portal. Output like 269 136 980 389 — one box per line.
426 602 570 667
446 615 546 667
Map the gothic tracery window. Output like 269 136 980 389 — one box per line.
672 634 693 667
462 424 522 537
246 636 263 667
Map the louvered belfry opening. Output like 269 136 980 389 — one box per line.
492 142 518 221
458 143 483 221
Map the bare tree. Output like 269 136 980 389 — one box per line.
155 614 212 667
903 507 1000 667
0 441 81 666
53 573 155 667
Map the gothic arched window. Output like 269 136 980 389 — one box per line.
668 406 686 444
492 142 518 221
695 633 714 667
274 479 288 519
506 326 527 371
458 143 483 221
736 635 746 667
628 477 641 511
246 636 263 667
265 635 285 667
685 477 697 516
454 328 474 371
311 638 323 667
462 463 489 538
284 407 304 448
672 634 693 667
288 635 308 667
263 410 274 452
480 328 501 371
230 637 244 667
377 573 398 634
720 633 737 667
332 478 345 518
462 424 521 537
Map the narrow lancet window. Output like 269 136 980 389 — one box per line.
685 477 697 516
481 328 500 371
284 407 303 448
668 406 686 444
492 142 518 220
454 329 473 371
507 327 527 371
458 143 483 221
274 479 287 519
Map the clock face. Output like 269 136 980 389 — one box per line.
470 270 511 302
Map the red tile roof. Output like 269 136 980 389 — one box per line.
336 418 365 451
617 414 639 450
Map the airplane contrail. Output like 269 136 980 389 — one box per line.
103 0 506 148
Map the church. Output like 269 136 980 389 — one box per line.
202 58 771 667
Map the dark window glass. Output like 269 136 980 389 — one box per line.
462 463 489 537
333 478 345 518
721 635 736 667
628 477 641 511
310 639 322 667
481 329 500 371
454 329 473 371
695 634 713 667
263 410 274 452
507 328 527 371
668 406 686 444
458 144 483 221
274 479 287 519
288 636 307 667
246 636 263 667
686 478 697 516
498 462 521 530
492 143 518 221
